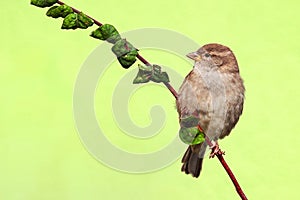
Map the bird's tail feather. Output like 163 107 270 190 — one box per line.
181 143 207 178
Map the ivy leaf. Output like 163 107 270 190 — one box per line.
31 0 58 8
179 115 204 145
61 13 78 29
46 4 73 18
61 12 94 30
151 65 170 83
111 39 136 57
192 132 205 145
117 51 138 69
133 64 152 84
112 39 138 68
133 64 170 84
180 116 200 128
179 126 205 145
46 6 60 18
77 12 94 28
90 24 121 44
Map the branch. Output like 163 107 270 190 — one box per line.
56 1 179 99
204 137 248 200
31 1 247 199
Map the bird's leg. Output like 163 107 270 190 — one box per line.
209 140 225 158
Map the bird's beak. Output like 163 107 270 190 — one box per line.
186 51 202 61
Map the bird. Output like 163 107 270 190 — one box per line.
176 43 245 178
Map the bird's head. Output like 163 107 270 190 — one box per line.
186 43 239 73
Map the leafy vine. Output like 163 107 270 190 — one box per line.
30 1 248 199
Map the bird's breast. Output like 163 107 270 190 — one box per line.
176 68 244 139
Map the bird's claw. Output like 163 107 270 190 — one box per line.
209 141 225 158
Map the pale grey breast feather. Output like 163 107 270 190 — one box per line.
176 68 245 140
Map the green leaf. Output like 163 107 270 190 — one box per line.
180 116 200 128
118 51 138 69
179 127 205 145
112 39 135 57
90 24 121 44
46 6 60 18
133 64 152 83
192 132 205 145
61 12 94 30
46 4 73 18
31 0 58 8
151 65 170 83
133 64 170 84
61 13 77 29
112 39 138 68
77 12 94 28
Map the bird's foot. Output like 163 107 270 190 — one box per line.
209 141 225 158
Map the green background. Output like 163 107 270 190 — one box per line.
1 0 299 199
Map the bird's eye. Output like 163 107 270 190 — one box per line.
204 53 211 58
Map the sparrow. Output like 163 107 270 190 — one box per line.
176 43 245 178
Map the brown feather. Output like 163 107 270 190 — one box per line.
177 43 245 177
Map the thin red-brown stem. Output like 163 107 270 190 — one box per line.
136 54 151 66
53 1 247 199
163 82 178 99
205 137 248 200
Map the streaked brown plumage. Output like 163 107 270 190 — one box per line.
176 43 245 178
